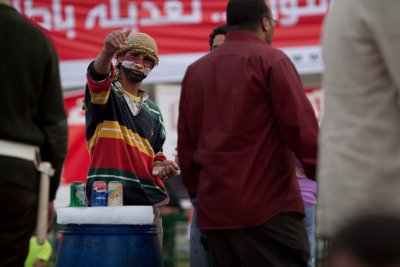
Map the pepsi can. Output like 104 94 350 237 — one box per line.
91 181 107 206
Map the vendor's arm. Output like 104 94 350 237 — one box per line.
154 160 179 179
152 116 179 179
85 30 131 113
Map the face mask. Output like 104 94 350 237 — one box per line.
119 55 154 83
121 65 147 82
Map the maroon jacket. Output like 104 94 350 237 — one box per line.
178 31 318 230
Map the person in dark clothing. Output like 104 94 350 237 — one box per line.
177 0 318 266
329 215 400 267
0 1 68 266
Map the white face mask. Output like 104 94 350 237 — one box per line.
121 60 152 77
121 55 153 75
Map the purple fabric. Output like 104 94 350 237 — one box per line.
296 159 317 205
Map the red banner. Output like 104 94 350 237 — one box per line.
12 0 331 60
63 93 89 184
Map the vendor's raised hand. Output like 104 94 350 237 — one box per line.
95 29 131 74
153 160 179 180
103 29 131 56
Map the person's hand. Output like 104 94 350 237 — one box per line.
153 160 179 180
103 29 131 56
48 201 54 230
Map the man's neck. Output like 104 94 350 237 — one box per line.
253 28 268 43
120 78 141 96
230 28 266 43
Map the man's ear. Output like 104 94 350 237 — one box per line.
261 17 270 33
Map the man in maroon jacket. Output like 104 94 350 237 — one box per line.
177 0 318 266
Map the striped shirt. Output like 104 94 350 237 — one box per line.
84 62 168 206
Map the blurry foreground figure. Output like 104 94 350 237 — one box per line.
318 0 400 238
329 215 400 267
0 1 68 267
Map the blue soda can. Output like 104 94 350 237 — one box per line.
91 181 107 206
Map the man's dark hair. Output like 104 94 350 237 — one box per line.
331 214 400 266
209 24 227 50
226 0 269 31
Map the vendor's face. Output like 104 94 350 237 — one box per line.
126 52 155 70
119 52 155 83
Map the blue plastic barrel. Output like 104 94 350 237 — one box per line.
56 224 162 267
